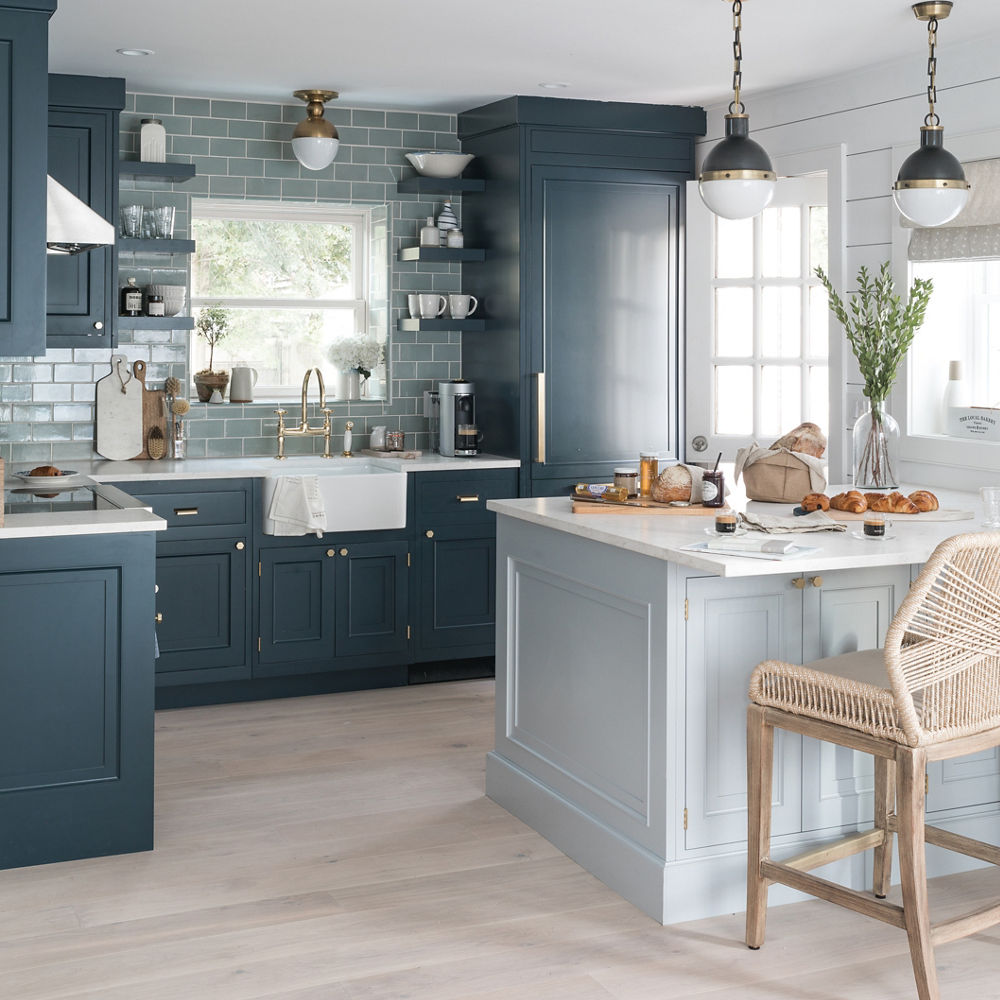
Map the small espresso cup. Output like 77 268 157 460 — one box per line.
863 512 889 538
407 293 420 319
418 293 447 319
448 293 479 319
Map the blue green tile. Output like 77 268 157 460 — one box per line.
246 178 282 198
210 137 247 157
352 109 385 127
135 94 174 115
190 116 229 137
247 102 283 122
229 119 264 139
211 99 246 119
175 97 211 116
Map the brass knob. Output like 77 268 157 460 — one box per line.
93 321 103 330
326 549 335 557
235 541 245 551
792 577 806 589
811 576 824 588
340 547 348 557
154 612 163 623
425 530 434 539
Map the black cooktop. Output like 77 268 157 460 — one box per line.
3 484 117 515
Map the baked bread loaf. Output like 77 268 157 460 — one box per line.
830 490 867 513
651 464 692 503
870 492 920 515
28 465 62 477
801 492 830 512
909 490 939 512
769 422 827 459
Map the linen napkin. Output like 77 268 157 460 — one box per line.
740 510 845 534
267 475 327 537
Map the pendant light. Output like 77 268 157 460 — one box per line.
291 89 340 171
699 0 776 220
893 2 969 228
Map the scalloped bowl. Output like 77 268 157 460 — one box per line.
147 284 186 317
405 152 475 179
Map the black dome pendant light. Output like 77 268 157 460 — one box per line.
892 2 970 227
698 0 776 220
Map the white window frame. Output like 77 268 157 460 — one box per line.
190 199 370 401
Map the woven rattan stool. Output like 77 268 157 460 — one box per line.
746 532 1000 1000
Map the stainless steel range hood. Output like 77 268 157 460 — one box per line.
46 175 115 255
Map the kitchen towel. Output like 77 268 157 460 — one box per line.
267 475 327 537
740 510 846 534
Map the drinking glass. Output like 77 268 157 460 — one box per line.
150 205 175 238
120 204 144 238
981 487 1000 528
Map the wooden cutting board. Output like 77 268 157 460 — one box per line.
131 360 167 460
825 508 974 523
572 498 718 515
95 355 143 461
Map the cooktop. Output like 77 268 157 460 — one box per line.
3 483 125 516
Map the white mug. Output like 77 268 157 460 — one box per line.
229 366 258 402
418 293 447 319
448 294 479 319
370 425 386 449
407 293 420 319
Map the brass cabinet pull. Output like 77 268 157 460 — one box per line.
425 530 434 539
340 548 349 557
154 612 163 624
326 549 335 557
174 507 199 516
792 577 806 589
535 371 546 464
456 494 480 503
811 576 824 588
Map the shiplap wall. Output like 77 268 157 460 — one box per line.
697 31 1000 489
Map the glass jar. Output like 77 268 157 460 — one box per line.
146 293 164 317
639 453 658 496
385 430 405 451
702 469 725 508
614 468 639 497
140 118 166 163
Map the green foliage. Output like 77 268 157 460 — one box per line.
195 307 230 373
815 261 933 404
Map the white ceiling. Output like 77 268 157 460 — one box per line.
48 1 1000 113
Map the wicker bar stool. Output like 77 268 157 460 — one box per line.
746 532 1000 1000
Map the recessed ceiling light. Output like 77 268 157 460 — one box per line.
116 47 154 57
538 82 570 89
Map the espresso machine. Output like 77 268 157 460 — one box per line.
438 379 478 456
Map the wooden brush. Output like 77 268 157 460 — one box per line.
147 425 166 460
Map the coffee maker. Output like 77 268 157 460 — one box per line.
438 379 478 456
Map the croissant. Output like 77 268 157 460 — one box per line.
909 490 939 513
829 490 867 514
870 492 920 514
863 492 886 507
801 492 830 512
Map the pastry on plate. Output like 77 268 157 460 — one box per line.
801 492 830 512
869 492 920 514
909 489 939 512
28 465 62 477
830 490 867 513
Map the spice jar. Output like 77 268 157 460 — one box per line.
385 429 405 451
146 293 165 317
614 467 639 497
702 469 725 508
639 452 659 497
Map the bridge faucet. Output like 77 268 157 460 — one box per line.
274 367 333 459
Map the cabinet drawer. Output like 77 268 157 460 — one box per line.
415 471 516 524
140 489 247 530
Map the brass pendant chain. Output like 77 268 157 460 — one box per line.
925 16 940 126
729 0 744 114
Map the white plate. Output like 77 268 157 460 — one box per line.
704 525 747 537
850 530 897 541
14 470 80 486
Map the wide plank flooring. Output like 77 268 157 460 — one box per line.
1 678 999 999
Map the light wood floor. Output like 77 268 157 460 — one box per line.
2 679 999 999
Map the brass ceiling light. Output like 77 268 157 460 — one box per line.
698 0 776 220
893 2 970 227
291 89 340 171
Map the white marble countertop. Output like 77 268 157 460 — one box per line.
488 488 989 578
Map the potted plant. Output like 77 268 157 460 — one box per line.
815 261 933 489
193 307 231 402
327 336 385 399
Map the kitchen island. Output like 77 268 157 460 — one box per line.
486 493 1000 924
0 476 165 869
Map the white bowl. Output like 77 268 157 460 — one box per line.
147 284 187 317
405 152 474 179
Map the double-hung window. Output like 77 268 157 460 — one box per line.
191 200 384 400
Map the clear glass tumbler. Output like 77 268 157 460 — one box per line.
120 204 144 238
150 206 175 239
981 487 1000 528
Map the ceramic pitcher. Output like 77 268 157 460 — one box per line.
230 367 258 402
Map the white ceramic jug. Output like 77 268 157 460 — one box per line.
230 366 258 402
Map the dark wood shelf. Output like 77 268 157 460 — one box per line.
398 318 486 333
396 176 485 194
398 246 485 263
119 160 197 183
118 238 196 254
117 315 195 330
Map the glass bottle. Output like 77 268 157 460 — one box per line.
120 277 142 317
853 400 900 489
140 118 166 162
419 216 441 247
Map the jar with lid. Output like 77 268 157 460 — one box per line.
639 452 659 497
146 293 165 317
120 277 143 317
613 467 639 498
702 469 725 508
140 118 166 162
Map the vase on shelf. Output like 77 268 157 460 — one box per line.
335 369 361 400
853 399 900 489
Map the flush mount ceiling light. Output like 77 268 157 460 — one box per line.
538 82 571 89
893 1 969 227
291 89 340 171
116 47 154 57
698 0 776 220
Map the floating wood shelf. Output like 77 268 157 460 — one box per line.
397 318 486 333
397 246 485 263
118 238 196 254
119 161 197 183
396 176 485 194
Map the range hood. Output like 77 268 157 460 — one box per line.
46 176 116 255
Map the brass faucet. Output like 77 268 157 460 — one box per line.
274 368 333 459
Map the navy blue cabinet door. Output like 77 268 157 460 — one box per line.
415 524 496 660
334 541 408 658
258 545 336 671
154 536 250 685
47 109 113 346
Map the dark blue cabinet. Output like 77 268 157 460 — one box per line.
0 1 56 358
335 541 408 658
47 75 124 348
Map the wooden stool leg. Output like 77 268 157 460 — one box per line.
873 756 896 899
897 746 939 1000
746 703 774 949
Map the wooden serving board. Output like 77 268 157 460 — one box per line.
95 355 143 461
131 360 168 460
572 498 718 515
825 508 974 523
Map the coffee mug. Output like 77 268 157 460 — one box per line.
407 293 420 319
229 366 258 403
418 294 447 319
370 425 386 449
448 294 479 319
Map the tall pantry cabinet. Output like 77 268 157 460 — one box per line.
457 97 705 497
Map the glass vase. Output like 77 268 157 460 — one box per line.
853 400 900 489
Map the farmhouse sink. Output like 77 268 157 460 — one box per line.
261 460 407 534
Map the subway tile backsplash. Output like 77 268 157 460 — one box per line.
0 92 467 464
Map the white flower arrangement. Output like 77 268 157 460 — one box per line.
327 337 384 379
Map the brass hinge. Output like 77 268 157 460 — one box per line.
258 560 262 578
683 807 688 831
406 625 411 640
407 552 411 568
258 636 261 653
684 598 689 621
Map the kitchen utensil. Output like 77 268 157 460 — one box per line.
146 425 166 460
95 355 143 460
14 470 80 486
131 359 168 461
816 507 973 523
120 204 144 237
405 151 475 178
448 294 478 319
230 366 258 403
418 294 447 318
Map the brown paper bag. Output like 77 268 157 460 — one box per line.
742 451 817 503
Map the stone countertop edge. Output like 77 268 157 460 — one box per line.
0 507 167 540
487 491 988 579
